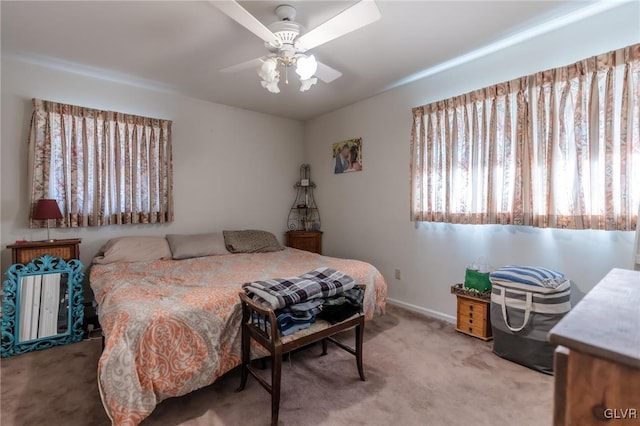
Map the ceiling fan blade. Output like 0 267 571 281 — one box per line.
210 0 281 46
220 57 265 73
296 0 381 52
315 61 343 83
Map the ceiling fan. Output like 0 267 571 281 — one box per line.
211 0 381 93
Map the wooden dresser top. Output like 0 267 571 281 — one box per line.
549 268 640 369
6 239 81 250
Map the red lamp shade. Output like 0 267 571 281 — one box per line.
33 199 63 220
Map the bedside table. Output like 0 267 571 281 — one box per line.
451 284 492 341
286 231 322 254
7 239 81 264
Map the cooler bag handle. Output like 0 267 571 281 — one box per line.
500 289 532 332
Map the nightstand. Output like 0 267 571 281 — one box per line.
286 231 322 254
451 284 492 341
7 239 81 264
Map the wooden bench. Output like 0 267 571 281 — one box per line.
236 289 366 426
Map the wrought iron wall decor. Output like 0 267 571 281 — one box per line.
287 164 321 231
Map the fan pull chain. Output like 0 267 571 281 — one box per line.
285 65 289 85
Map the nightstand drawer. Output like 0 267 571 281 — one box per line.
457 319 487 338
458 306 487 324
14 246 73 264
458 313 485 328
458 299 488 317
286 231 322 254
290 237 317 252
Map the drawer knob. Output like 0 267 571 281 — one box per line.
469 319 473 324
469 312 473 318
468 327 473 333
469 305 474 311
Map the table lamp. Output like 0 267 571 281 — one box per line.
33 199 63 242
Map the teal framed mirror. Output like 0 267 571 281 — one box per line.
1 255 84 357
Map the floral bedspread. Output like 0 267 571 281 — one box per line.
90 248 387 426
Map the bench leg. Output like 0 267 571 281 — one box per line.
321 338 328 355
271 347 282 426
355 322 366 381
237 325 250 392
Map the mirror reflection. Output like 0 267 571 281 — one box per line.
18 272 69 342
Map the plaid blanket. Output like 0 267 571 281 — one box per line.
242 267 355 309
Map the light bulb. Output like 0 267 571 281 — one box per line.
296 55 318 81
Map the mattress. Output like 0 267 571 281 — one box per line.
90 248 387 426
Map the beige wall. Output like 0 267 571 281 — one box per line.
0 58 304 271
304 2 640 321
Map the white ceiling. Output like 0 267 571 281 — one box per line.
2 1 601 120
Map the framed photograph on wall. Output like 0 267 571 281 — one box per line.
333 138 363 174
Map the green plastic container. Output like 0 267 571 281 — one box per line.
464 268 492 292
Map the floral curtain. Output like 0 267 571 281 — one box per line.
410 43 640 231
29 99 173 227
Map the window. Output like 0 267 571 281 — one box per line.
29 99 173 227
410 43 640 230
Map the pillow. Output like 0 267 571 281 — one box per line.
223 230 284 253
490 265 565 288
93 236 172 264
166 233 230 260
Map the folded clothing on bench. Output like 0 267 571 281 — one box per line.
318 288 365 324
242 267 355 310
282 299 324 318
276 312 316 336
244 268 363 336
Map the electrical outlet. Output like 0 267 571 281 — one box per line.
394 268 401 280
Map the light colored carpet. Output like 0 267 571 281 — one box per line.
1 305 552 426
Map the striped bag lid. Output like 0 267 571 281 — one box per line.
490 265 565 288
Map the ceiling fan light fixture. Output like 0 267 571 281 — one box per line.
214 0 378 95
261 79 281 93
258 58 278 79
295 54 318 80
258 58 281 93
299 77 318 92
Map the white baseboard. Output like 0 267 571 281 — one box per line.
386 298 456 324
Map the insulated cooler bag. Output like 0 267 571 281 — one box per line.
490 267 571 375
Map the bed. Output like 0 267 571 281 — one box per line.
90 246 387 426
